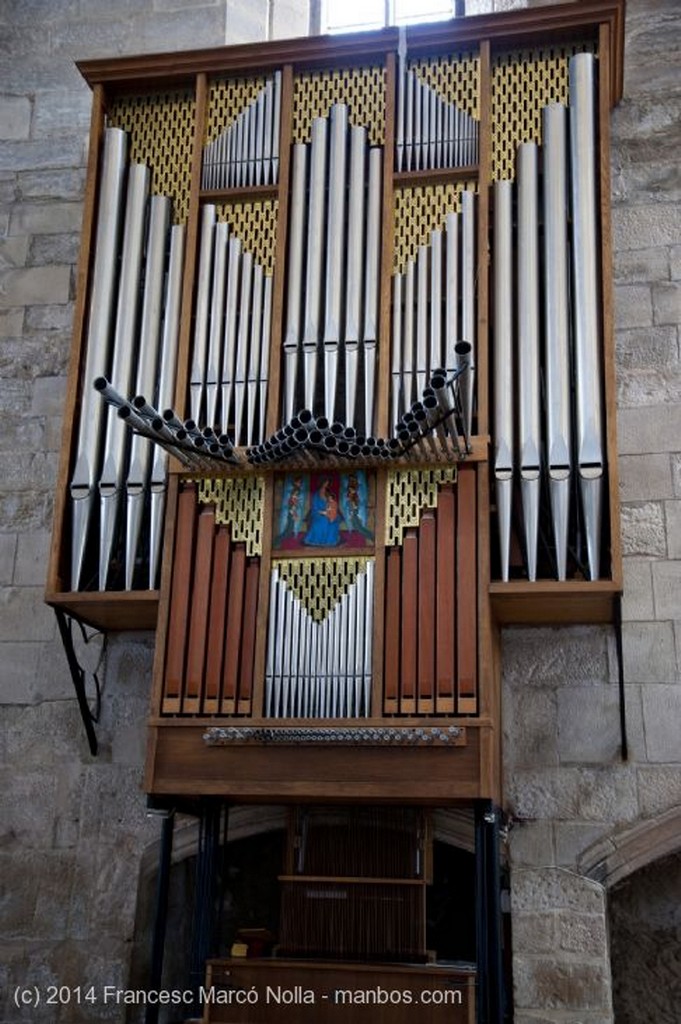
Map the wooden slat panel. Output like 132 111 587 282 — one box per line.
400 529 418 714
163 483 197 713
237 557 260 714
383 546 401 714
435 485 456 714
222 542 246 714
183 505 216 713
203 525 231 714
417 511 435 715
456 468 477 712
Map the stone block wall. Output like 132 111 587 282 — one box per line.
503 3 681 1021
0 2 308 1022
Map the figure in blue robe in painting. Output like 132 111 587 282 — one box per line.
303 478 344 546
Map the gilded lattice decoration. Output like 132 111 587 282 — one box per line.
385 469 457 547
411 52 479 118
292 66 385 146
107 90 195 224
276 557 372 622
205 75 266 143
394 182 477 273
492 42 595 181
216 200 278 274
198 477 264 556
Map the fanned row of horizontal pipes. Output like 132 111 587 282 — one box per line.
493 53 604 582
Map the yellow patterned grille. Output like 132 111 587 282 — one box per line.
386 468 457 547
276 557 372 622
108 89 195 224
491 42 594 181
205 75 266 143
394 182 477 273
411 52 479 118
292 66 385 146
216 199 278 274
198 476 264 556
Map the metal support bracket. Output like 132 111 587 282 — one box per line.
54 607 106 756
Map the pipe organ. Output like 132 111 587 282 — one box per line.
47 0 625 804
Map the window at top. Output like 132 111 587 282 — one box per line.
323 0 456 34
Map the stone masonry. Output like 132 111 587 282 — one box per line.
0 1 679 1022
0 3 308 1023
503 1 681 1021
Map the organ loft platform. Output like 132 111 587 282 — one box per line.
46 1 624 806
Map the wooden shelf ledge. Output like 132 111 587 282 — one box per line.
489 578 621 625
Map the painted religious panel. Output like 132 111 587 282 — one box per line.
273 471 375 554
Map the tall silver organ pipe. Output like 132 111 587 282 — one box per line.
364 147 382 435
344 125 367 427
149 224 185 590
125 195 171 590
302 116 328 411
201 71 281 190
221 234 242 432
493 180 514 583
570 52 603 581
459 188 475 439
265 565 374 719
282 106 383 433
517 144 540 583
98 163 150 590
323 104 348 422
205 221 230 430
70 127 127 591
283 144 307 421
189 203 216 423
543 103 572 581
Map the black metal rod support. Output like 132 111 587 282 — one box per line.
54 606 99 756
475 800 506 1024
614 593 628 761
145 812 175 1024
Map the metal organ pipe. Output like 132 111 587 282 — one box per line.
493 181 514 583
147 223 185 588
283 144 307 421
189 203 216 423
517 144 541 583
570 52 604 581
543 103 572 581
98 162 150 590
302 116 328 412
70 126 127 591
344 125 367 427
324 104 348 423
364 147 382 436
125 195 171 590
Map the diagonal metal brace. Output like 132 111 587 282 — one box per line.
54 607 105 756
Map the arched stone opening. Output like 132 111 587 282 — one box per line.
608 850 681 1024
576 807 681 1024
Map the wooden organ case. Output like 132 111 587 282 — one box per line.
45 0 625 1012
